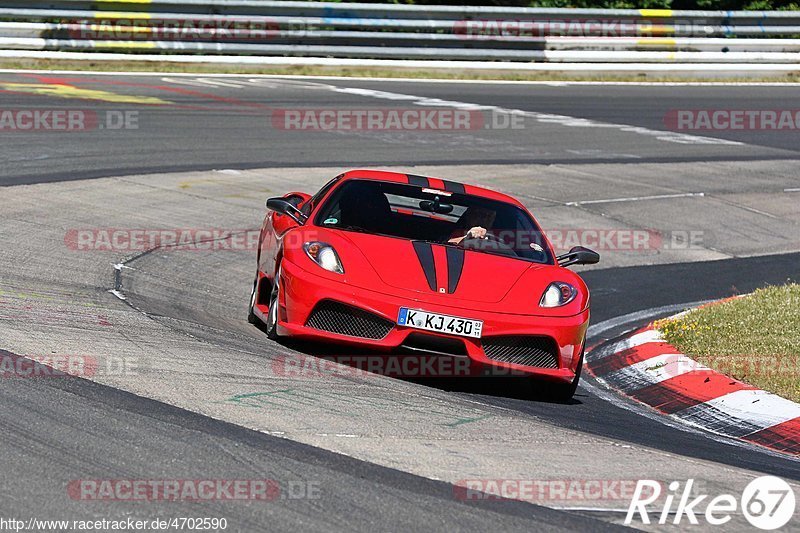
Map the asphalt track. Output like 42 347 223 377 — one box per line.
1 73 800 186
1 72 799 532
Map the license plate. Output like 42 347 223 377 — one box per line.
397 307 483 339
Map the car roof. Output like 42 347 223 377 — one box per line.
340 169 526 209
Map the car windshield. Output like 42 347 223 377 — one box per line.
314 179 553 264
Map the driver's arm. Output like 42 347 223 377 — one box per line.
448 226 487 245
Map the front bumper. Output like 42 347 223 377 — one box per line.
257 258 589 383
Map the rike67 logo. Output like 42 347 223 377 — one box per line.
626 476 796 530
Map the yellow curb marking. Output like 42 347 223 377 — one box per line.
0 83 171 105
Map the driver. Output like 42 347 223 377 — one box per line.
448 207 497 245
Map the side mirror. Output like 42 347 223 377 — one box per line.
266 197 308 225
284 191 312 204
557 246 600 267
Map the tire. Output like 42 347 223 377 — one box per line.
247 275 261 325
263 265 282 340
545 350 583 403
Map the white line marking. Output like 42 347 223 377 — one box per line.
566 192 705 206
736 204 779 219
326 86 742 146
191 77 252 88
785 188 800 192
585 301 709 340
108 289 126 301
161 76 235 88
604 329 664 355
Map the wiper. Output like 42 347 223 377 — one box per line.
338 224 371 234
421 239 456 247
455 244 521 259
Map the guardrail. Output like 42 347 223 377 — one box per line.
0 1 798 64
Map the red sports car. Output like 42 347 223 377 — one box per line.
249 169 598 400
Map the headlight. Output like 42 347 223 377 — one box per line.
303 241 344 274
539 282 577 308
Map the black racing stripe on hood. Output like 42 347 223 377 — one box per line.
412 241 437 292
445 246 465 294
442 180 465 194
406 174 430 188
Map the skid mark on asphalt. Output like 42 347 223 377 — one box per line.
327 129 539 155
217 388 495 427
0 304 112 327
0 286 113 327
0 152 50 163
0 286 101 307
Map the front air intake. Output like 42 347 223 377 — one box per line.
481 336 559 368
305 300 394 340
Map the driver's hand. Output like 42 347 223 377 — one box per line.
466 226 487 239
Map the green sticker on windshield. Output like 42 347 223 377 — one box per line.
324 217 338 225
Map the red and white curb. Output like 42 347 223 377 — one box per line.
586 318 800 456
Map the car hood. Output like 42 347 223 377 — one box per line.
337 231 534 304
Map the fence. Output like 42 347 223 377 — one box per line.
0 1 798 64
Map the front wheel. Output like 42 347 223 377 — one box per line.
545 350 583 403
247 274 261 325
264 265 282 340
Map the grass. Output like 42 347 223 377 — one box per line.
0 58 799 83
655 284 800 403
